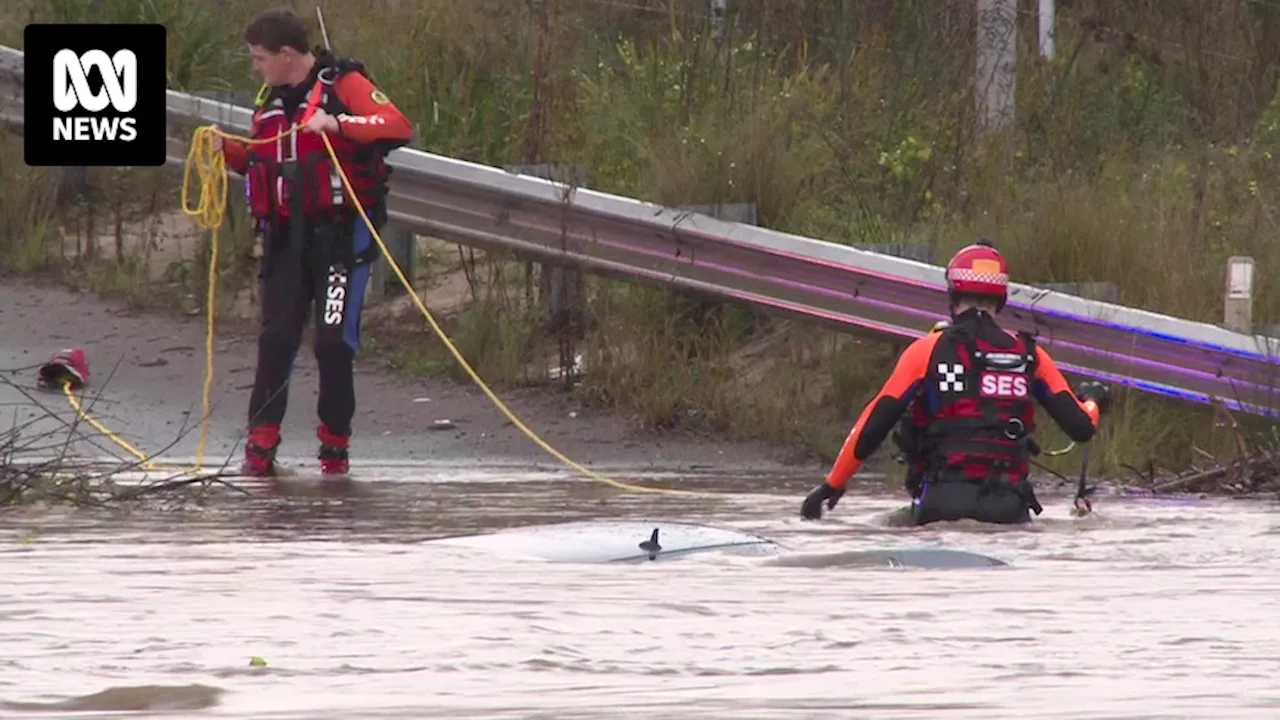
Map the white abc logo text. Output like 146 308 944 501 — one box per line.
52 48 138 143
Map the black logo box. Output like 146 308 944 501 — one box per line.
23 23 167 167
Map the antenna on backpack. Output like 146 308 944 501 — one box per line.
315 6 332 50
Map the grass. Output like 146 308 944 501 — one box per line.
3 0 1280 481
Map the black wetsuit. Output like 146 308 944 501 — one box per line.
244 77 379 439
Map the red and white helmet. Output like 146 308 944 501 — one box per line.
945 238 1009 311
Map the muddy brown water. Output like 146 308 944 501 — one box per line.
3 466 1280 719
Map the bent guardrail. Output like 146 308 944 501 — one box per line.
2 44 1279 416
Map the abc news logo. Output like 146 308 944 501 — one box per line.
53 49 139 142
24 23 167 167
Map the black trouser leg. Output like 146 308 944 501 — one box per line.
912 478 1032 526
310 215 374 439
246 221 314 430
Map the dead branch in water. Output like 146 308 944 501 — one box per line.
0 364 251 509
1146 401 1280 496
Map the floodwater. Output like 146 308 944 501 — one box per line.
2 465 1280 719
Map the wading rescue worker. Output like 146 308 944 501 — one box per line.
801 239 1112 525
215 8 414 476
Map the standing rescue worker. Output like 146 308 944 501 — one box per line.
217 8 414 476
801 239 1112 525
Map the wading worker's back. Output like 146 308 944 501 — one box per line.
215 8 414 477
800 239 1111 525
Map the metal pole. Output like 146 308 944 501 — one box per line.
315 7 331 49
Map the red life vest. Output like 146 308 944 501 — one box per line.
243 57 394 222
918 326 1039 483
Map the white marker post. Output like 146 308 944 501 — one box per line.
1224 256 1255 334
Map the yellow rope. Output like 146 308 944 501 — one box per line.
60 117 699 496
177 123 308 472
60 380 160 471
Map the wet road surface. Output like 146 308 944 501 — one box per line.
3 468 1280 719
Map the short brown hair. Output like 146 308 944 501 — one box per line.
243 7 310 53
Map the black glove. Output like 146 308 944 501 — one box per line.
1075 380 1111 413
801 482 845 520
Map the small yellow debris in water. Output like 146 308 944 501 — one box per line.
249 656 268 667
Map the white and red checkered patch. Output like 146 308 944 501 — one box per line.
947 267 1009 285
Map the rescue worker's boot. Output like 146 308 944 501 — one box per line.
241 424 281 477
317 423 350 476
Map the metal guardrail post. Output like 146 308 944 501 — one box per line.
674 202 759 310
670 201 762 346
367 225 415 302
505 163 589 386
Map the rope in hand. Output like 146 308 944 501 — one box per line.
61 117 701 495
